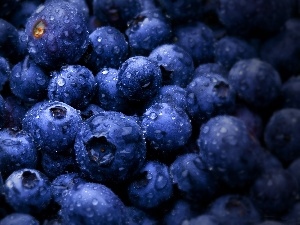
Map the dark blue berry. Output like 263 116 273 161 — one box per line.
25 1 89 69
84 26 128 72
74 111 146 184
148 44 194 87
264 108 300 164
48 65 95 109
186 73 236 124
128 161 173 209
228 58 282 109
3 168 51 214
187 214 219 225
0 213 39 225
22 100 83 155
280 76 300 109
117 56 162 102
174 22 215 65
0 56 10 92
126 9 172 56
60 182 126 225
198 115 261 189
125 206 158 225
141 102 192 155
0 129 37 179
10 55 50 103
170 153 219 204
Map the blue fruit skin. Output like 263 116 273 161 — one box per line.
48 65 95 109
170 153 219 204
0 56 10 92
10 55 50 103
74 111 146 184
128 161 173 209
174 22 215 65
125 206 158 225
0 129 37 179
126 9 172 56
95 68 129 113
0 95 4 129
214 36 257 70
117 56 162 102
85 26 128 72
141 102 192 154
250 168 298 216
207 194 261 225
25 1 89 69
3 168 52 214
51 173 86 205
187 214 219 225
288 158 300 194
282 202 300 225
228 58 282 109
194 63 228 79
0 213 39 225
264 108 300 165
217 0 292 36
22 100 83 155
60 182 126 225
198 115 261 189
186 73 236 124
80 103 104 120
280 76 300 109
148 44 194 88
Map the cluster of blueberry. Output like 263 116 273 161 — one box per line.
1 0 300 224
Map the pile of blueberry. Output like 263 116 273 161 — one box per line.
1 0 300 224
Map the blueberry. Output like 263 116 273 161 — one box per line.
0 56 10 92
141 102 192 156
257 150 283 175
198 115 261 189
128 161 173 209
83 26 128 72
74 111 146 184
94 68 129 113
280 76 300 109
126 9 172 56
250 168 298 216
0 128 37 179
22 100 83 155
60 182 126 225
148 44 194 87
214 36 257 70
0 95 4 128
3 168 52 214
25 1 89 69
217 0 293 36
93 0 142 31
288 158 300 193
186 73 236 125
47 65 95 109
10 55 50 103
117 56 162 103
174 21 215 65
228 58 282 109
50 173 86 205
0 213 39 225
264 108 300 164
194 63 228 79
170 153 219 204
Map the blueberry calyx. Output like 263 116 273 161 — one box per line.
32 20 46 39
133 171 150 189
22 170 39 189
213 81 229 98
86 136 116 167
50 106 67 119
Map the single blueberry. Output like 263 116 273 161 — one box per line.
0 213 39 225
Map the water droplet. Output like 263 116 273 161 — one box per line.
57 78 65 86
92 198 98 205
155 175 167 189
202 125 209 134
97 37 102 42
220 127 227 133
50 15 54 20
149 112 158 120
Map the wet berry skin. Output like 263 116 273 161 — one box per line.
3 168 52 214
127 161 173 209
60 182 126 225
141 102 192 155
9 55 50 103
0 213 39 225
117 56 162 103
74 111 146 184
0 56 10 92
25 1 89 69
0 129 37 179
47 65 95 109
22 100 83 156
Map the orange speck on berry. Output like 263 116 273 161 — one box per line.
33 20 46 38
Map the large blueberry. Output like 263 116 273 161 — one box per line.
74 111 146 184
